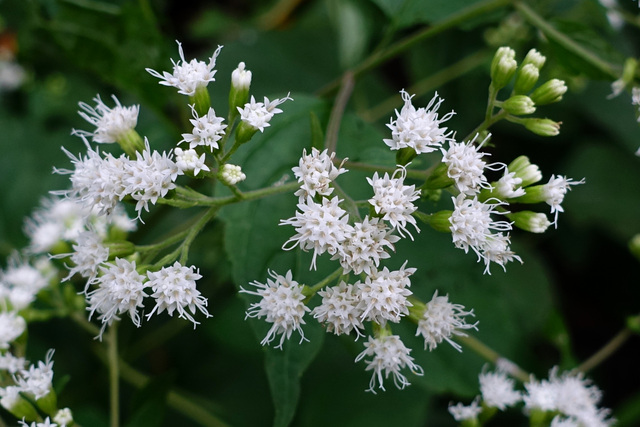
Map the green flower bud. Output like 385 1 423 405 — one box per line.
490 47 517 90
507 210 551 233
521 48 546 70
507 155 542 186
427 210 453 233
522 118 561 137
229 62 252 123
235 120 259 144
510 184 546 204
395 146 418 167
513 63 540 95
530 79 567 105
35 388 58 416
117 128 145 157
422 162 454 190
190 86 211 117
502 95 536 115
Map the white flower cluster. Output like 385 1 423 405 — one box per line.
449 366 613 427
0 256 53 310
73 94 139 144
0 350 73 426
245 144 477 392
55 138 181 220
146 41 222 96
384 90 455 154
238 94 292 132
181 105 227 152
87 258 210 340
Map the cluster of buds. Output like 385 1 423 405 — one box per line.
490 47 567 136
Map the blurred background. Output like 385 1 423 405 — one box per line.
1 0 639 426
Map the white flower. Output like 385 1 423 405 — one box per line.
53 408 74 427
174 147 210 176
449 398 482 422
442 134 500 195
54 139 129 216
232 62 252 89
312 281 364 338
74 94 139 144
240 270 310 349
220 164 246 185
87 258 148 339
355 334 424 393
1 259 50 295
292 147 347 201
146 41 222 96
238 94 292 132
416 290 477 351
18 418 57 427
124 140 181 218
15 349 55 400
0 386 23 412
0 353 27 374
494 167 526 199
367 166 420 239
0 59 26 90
146 262 210 327
479 369 522 410
59 230 109 289
524 367 614 426
180 105 227 151
542 175 585 227
448 398 482 422
280 196 350 270
480 232 522 274
384 90 455 154
333 216 400 275
357 263 415 325
449 194 516 272
0 312 26 349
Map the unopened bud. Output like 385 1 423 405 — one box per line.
229 62 252 123
521 48 546 70
507 211 551 233
522 118 561 137
426 210 454 233
507 156 542 187
490 47 517 90
513 63 540 95
530 79 567 105
219 164 246 185
502 95 536 115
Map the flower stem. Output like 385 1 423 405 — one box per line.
325 71 354 154
316 0 511 97
107 323 120 427
455 334 530 383
304 267 344 297
577 323 637 373
514 1 618 79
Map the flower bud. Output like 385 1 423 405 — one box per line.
521 48 546 70
54 408 74 426
422 162 455 190
490 47 517 90
507 156 542 187
530 79 567 105
507 211 551 233
190 86 211 117
426 210 454 233
502 95 536 115
522 118 561 137
219 164 246 185
229 62 252 123
513 63 539 95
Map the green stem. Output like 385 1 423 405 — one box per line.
455 335 530 383
108 324 120 427
464 110 508 142
179 207 219 264
577 327 634 373
135 228 190 254
325 72 355 153
514 1 618 80
316 0 512 97
304 268 344 297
